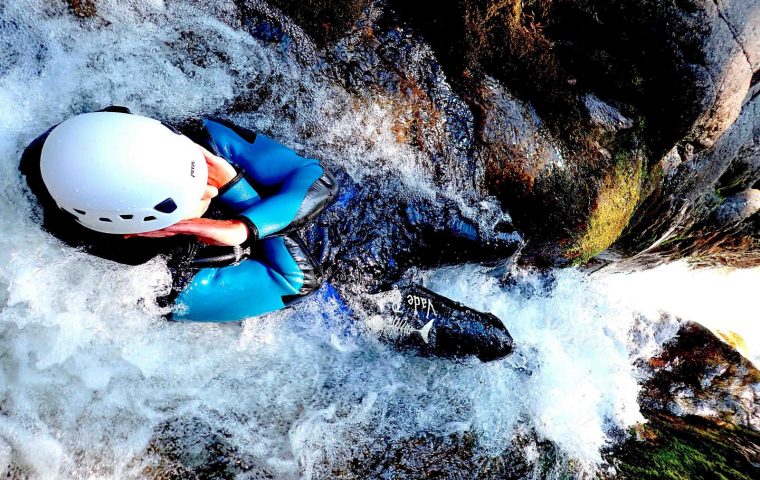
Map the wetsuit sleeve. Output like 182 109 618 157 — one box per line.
236 155 324 238
203 119 336 239
215 172 261 212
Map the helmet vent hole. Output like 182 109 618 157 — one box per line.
99 217 112 222
153 198 178 214
144 216 157 221
120 214 133 220
74 208 86 215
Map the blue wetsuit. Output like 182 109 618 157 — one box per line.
20 110 337 323
173 119 336 322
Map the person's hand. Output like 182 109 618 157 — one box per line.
126 219 249 246
200 146 237 189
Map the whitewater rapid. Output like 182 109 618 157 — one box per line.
1 1 758 479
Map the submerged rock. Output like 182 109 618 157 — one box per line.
330 430 565 479
141 417 275 480
265 0 372 47
67 0 97 18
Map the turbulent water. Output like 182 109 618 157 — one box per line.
0 1 758 479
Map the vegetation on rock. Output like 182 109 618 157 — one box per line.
566 152 642 263
609 413 760 480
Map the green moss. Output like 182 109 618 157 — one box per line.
614 414 760 480
656 235 687 248
566 152 643 264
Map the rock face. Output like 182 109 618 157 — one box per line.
141 417 276 479
386 0 760 267
639 322 760 430
623 91 760 268
604 322 760 479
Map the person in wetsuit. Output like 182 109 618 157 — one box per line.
19 106 338 322
20 106 515 361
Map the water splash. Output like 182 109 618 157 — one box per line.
594 263 760 367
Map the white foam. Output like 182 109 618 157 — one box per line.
595 262 760 367
423 266 680 466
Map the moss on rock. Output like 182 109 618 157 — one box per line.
566 152 642 263
609 413 760 480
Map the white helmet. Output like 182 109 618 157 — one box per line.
40 111 207 234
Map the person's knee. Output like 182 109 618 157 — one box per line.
287 170 339 232
281 235 323 305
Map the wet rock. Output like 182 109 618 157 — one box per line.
715 189 760 225
639 322 760 430
389 0 584 141
324 5 478 184
141 417 275 480
265 0 372 47
583 94 633 132
473 76 602 265
478 78 564 188
480 107 643 265
67 0 97 18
